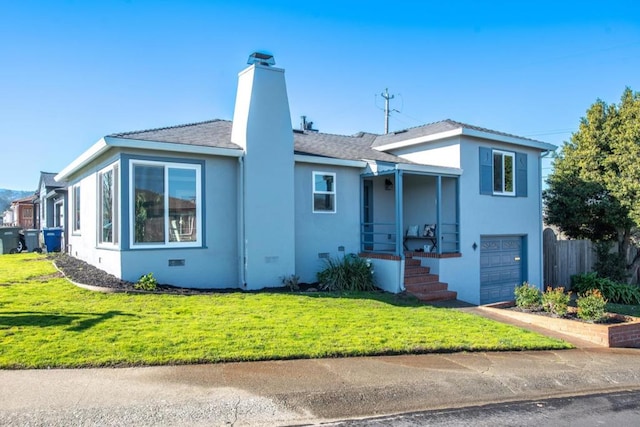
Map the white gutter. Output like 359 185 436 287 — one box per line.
539 149 552 289
238 156 246 289
374 129 462 152
294 154 366 168
397 163 463 176
56 136 244 182
56 138 109 182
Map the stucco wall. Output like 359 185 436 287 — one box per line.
294 163 362 284
451 138 544 304
65 149 240 289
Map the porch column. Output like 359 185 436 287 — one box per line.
436 175 442 254
395 169 403 256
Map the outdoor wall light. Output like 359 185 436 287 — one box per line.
385 178 393 191
472 242 478 251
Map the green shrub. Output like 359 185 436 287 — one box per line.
281 274 300 291
593 242 628 282
135 273 158 291
541 286 570 316
514 282 542 310
577 289 607 322
571 272 640 305
317 254 376 291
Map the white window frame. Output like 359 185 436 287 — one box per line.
492 150 516 196
71 184 81 234
129 159 202 249
312 171 336 214
97 163 119 247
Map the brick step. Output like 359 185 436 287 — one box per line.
404 274 440 285
404 282 449 293
404 265 431 275
405 258 422 267
410 290 458 302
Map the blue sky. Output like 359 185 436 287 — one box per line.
1 0 639 190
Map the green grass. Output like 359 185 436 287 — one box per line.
0 253 571 368
606 303 640 317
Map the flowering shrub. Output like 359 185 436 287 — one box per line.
317 254 376 291
577 289 607 322
514 282 542 310
541 286 571 316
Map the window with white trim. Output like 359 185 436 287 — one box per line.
72 184 81 233
98 164 118 245
130 160 201 247
313 171 336 213
492 150 515 196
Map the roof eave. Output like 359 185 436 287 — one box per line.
461 128 557 151
56 138 110 182
374 127 557 152
294 154 367 168
56 136 244 182
374 129 463 152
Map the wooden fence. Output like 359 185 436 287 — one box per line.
543 228 596 288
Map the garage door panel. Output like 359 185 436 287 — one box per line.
480 236 523 305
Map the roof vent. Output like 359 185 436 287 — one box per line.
247 52 275 66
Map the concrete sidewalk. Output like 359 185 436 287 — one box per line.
1 348 640 426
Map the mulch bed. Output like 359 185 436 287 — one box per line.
506 305 631 325
47 253 319 295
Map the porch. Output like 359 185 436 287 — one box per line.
359 165 463 299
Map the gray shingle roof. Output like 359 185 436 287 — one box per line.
108 120 414 164
293 130 414 164
105 118 547 164
372 119 547 147
39 172 66 189
109 119 241 150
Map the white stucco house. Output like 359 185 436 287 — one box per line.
56 53 556 305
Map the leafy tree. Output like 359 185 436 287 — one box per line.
543 88 640 281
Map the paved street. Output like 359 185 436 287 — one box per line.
1 348 640 426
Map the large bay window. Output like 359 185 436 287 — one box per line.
130 160 201 247
72 184 81 233
98 164 118 245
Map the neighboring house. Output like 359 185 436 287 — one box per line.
35 172 67 244
2 207 14 226
56 53 556 305
8 196 36 228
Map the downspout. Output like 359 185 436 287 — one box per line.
539 150 552 287
238 156 246 288
396 168 405 292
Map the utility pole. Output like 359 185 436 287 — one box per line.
381 88 395 134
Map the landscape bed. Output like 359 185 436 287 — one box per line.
478 302 640 348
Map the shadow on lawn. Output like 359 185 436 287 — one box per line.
0 310 135 332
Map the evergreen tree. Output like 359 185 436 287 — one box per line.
544 88 640 281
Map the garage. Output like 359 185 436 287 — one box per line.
480 235 524 305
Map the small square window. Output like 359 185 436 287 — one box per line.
313 172 336 213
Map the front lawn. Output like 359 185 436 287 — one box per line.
0 253 571 368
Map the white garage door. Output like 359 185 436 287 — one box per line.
480 236 524 305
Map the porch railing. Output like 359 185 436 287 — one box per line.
360 222 398 253
360 221 460 255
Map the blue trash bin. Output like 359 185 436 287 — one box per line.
43 228 63 252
